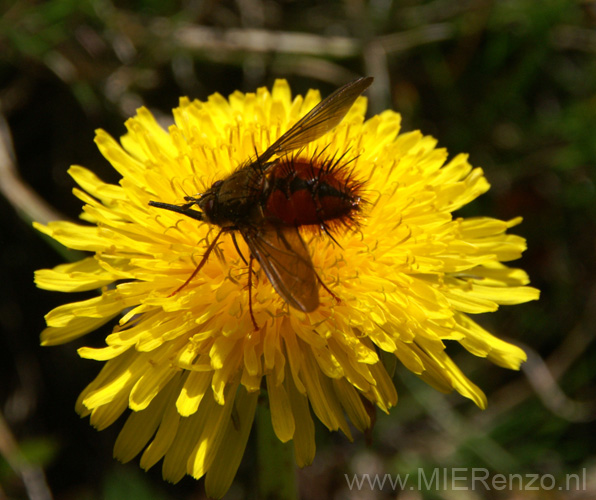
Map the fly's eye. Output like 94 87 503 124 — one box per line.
198 194 213 212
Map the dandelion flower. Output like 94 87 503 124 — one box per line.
35 78 539 498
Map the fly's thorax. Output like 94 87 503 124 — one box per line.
199 167 263 226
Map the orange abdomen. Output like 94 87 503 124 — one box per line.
263 158 362 229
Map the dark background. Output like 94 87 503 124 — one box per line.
1 1 595 499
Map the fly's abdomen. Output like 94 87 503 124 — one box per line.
264 158 363 229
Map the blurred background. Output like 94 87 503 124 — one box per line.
1 0 595 499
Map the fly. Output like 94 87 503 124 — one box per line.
149 76 373 328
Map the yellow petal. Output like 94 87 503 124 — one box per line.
176 371 212 417
455 312 527 369
267 374 295 443
187 381 239 480
287 369 315 467
34 257 116 292
204 387 258 499
114 376 174 462
139 381 183 470
333 378 371 432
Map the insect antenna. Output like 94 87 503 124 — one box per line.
182 196 200 207
149 200 205 222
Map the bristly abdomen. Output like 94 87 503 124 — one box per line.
263 154 365 232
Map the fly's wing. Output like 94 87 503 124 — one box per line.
240 223 319 312
259 76 373 165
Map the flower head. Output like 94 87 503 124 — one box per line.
35 79 539 497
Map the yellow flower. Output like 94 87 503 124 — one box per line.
35 79 539 498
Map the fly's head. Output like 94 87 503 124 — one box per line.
194 180 224 225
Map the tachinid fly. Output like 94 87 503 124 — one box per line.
149 77 373 328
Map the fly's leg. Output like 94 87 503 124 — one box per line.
315 270 341 305
169 228 225 296
231 232 248 266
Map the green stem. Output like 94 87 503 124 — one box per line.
256 400 298 500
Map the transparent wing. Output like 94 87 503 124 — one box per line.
241 223 319 312
259 76 373 165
